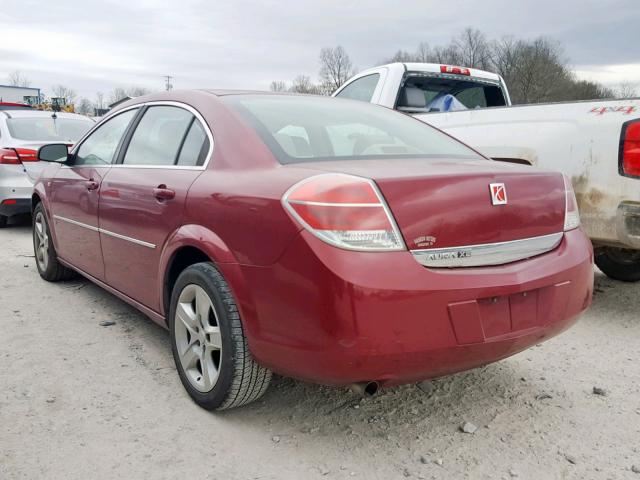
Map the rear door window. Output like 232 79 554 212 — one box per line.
122 106 193 166
75 109 137 166
335 74 380 102
176 119 210 167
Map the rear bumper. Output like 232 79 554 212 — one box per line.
616 201 640 249
0 180 33 217
232 228 594 386
0 198 31 217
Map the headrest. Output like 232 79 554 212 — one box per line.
398 87 427 108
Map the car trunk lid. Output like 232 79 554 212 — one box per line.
290 158 566 260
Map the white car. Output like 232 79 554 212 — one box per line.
335 62 640 282
0 105 94 227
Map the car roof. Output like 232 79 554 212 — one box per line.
202 89 277 97
0 110 94 121
356 62 503 83
402 62 502 82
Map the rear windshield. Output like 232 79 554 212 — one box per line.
223 95 482 164
399 73 507 112
7 116 94 142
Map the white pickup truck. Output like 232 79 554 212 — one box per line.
334 62 640 281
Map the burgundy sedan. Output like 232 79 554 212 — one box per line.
32 91 593 410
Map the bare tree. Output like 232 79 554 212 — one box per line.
51 85 77 104
269 81 288 92
616 82 638 99
75 97 93 116
429 44 463 65
289 75 320 94
95 91 105 110
415 42 431 62
7 71 31 87
108 87 129 105
127 86 151 97
454 28 492 70
108 86 151 105
319 46 354 91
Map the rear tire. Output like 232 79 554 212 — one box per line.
595 247 640 282
0 215 7 228
32 203 76 282
169 262 271 410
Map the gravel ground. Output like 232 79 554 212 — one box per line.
1 216 639 480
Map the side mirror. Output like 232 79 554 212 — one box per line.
38 144 69 163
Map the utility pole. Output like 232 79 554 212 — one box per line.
163 75 173 91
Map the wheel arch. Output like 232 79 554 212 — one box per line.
159 224 246 322
31 192 42 212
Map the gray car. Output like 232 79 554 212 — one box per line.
0 107 94 227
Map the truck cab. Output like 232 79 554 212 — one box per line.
333 62 511 113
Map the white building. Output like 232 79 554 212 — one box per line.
0 84 41 104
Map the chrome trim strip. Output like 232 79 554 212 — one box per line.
53 215 156 249
53 215 99 232
411 232 563 268
99 228 156 249
287 200 383 208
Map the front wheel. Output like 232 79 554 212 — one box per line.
32 203 75 281
169 262 272 410
595 247 640 282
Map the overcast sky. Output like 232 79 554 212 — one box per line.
2 0 639 101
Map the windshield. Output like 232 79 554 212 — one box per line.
223 95 483 164
7 116 94 142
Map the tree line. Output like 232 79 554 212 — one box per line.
5 27 637 116
5 72 151 116
272 28 636 104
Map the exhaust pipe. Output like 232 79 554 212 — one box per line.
349 381 379 397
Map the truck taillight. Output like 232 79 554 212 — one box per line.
283 173 405 251
563 175 580 231
440 65 471 76
620 119 640 178
0 148 20 164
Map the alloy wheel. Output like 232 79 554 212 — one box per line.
174 284 222 392
34 212 49 272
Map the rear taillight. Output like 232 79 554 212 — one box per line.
283 173 405 251
0 148 20 164
440 65 471 76
15 148 38 162
0 148 38 164
620 119 640 178
563 175 580 231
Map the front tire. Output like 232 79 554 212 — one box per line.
169 262 271 410
32 203 75 281
595 247 640 282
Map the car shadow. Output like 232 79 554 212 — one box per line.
5 213 32 231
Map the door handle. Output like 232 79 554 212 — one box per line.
153 185 175 201
86 179 100 191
